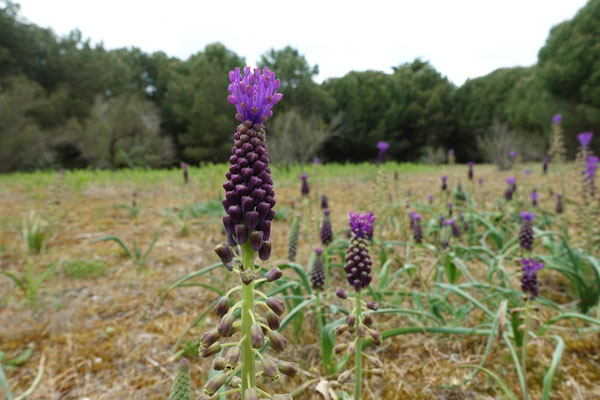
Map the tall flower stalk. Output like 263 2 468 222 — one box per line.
209 66 294 400
548 114 567 198
335 212 381 400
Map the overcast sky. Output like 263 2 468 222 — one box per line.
14 0 588 85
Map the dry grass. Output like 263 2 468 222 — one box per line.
0 163 598 400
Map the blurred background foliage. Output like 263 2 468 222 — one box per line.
0 0 599 172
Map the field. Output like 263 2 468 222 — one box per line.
1 162 599 400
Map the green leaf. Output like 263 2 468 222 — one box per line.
541 335 565 400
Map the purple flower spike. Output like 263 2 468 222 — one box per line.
578 132 593 148
520 211 536 221
441 176 448 191
349 212 375 239
521 258 544 299
448 149 454 156
227 67 283 124
313 157 320 164
531 189 538 207
478 178 483 185
519 212 535 250
524 169 531 176
300 173 309 196
428 194 434 204
345 213 375 291
376 141 390 164
377 141 390 152
552 114 562 124
506 177 516 185
467 162 474 181
509 151 517 158
222 67 281 260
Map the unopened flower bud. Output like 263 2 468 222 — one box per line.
200 342 222 358
347 342 355 354
367 302 378 311
266 310 281 330
251 324 265 348
200 328 220 348
250 231 264 251
334 343 348 355
338 369 352 383
363 314 373 327
214 243 233 265
266 296 285 316
214 296 231 317
261 357 280 381
268 330 288 352
259 241 272 260
229 376 241 388
277 361 298 377
241 269 255 285
224 347 241 370
346 314 355 327
204 373 226 396
218 314 235 337
335 325 347 336
265 267 283 282
369 368 385 376
244 388 259 400
368 328 382 346
235 224 248 244
358 324 365 337
336 288 347 299
212 357 225 371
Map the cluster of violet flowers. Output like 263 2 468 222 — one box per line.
206 67 295 400
334 212 382 399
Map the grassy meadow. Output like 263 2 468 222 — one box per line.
1 162 599 399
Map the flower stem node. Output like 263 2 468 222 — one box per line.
241 269 256 285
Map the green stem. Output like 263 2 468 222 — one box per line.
324 245 330 289
521 299 530 400
315 291 326 372
240 241 256 399
354 291 362 400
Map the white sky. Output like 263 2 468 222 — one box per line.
14 0 588 85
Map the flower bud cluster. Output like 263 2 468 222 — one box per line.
198 267 296 398
320 209 333 246
288 214 301 261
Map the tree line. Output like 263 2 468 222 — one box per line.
0 0 598 172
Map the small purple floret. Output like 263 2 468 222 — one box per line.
577 132 593 148
227 67 283 124
520 211 536 221
552 114 562 124
349 212 375 239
